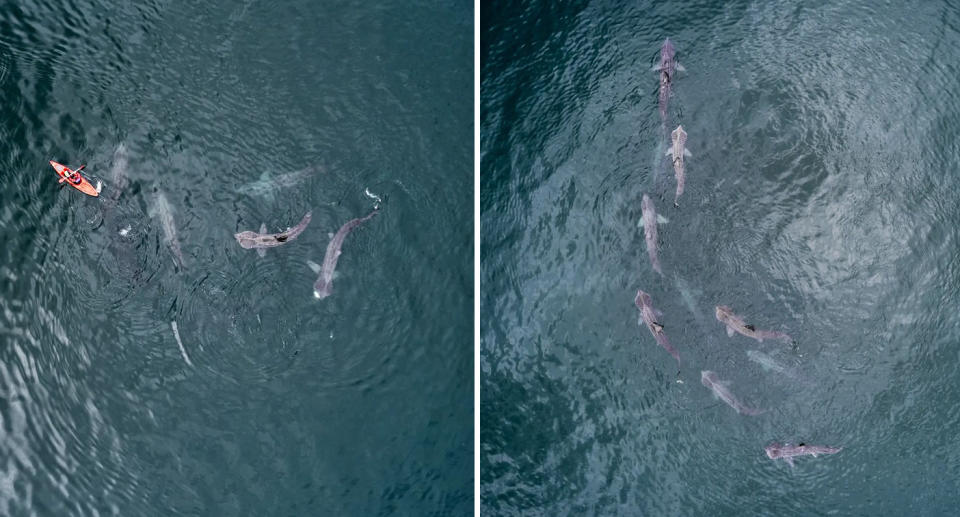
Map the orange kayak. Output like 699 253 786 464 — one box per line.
50 160 99 197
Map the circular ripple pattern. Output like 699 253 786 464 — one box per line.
482 1 960 515
0 0 471 515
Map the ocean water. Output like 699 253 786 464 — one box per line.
481 1 960 515
0 1 472 515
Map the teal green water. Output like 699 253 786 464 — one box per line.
0 1 472 515
483 1 960 515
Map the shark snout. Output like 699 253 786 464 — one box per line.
764 444 781 459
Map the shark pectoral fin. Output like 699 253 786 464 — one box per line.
727 326 735 337
684 149 692 158
259 223 267 234
257 248 266 258
665 148 674 157
651 64 662 72
785 457 795 467
676 63 686 73
306 260 321 273
656 214 669 224
328 232 334 239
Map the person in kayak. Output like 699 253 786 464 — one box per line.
58 165 85 185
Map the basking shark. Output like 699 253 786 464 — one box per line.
639 194 666 275
746 349 813 387
674 275 706 324
307 209 378 299
148 189 186 269
98 142 132 235
634 289 680 364
90 142 151 285
765 443 842 467
716 305 792 343
106 142 129 205
235 211 312 257
701 370 764 416
652 38 685 123
665 125 691 207
746 349 795 375
237 167 316 200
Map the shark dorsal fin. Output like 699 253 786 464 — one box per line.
744 324 756 332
